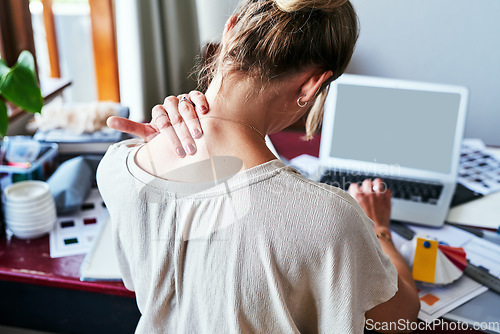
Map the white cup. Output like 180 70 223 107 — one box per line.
7 219 55 239
4 193 53 211
4 181 51 203
6 211 57 228
5 202 56 223
3 181 57 239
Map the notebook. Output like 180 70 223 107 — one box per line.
80 216 122 281
316 74 469 227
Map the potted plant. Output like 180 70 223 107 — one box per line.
0 51 43 236
0 50 43 137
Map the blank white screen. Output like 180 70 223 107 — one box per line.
330 84 461 173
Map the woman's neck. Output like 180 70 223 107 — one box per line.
204 75 269 135
135 77 279 182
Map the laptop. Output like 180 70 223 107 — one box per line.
316 74 469 227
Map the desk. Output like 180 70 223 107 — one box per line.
0 131 495 333
0 232 140 333
269 131 498 334
447 147 500 231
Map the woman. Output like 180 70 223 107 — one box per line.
97 0 420 333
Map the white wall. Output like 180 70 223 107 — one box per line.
195 0 239 45
348 0 500 146
195 0 500 146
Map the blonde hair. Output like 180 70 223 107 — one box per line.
197 0 359 139
275 0 349 13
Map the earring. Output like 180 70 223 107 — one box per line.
297 96 308 108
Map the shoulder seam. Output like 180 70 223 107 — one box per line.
284 170 371 222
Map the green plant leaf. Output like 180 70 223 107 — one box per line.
17 50 37 79
0 51 43 114
0 59 9 82
0 99 8 138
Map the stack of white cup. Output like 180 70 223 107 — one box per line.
3 181 57 239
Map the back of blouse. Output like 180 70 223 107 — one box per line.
96 139 397 334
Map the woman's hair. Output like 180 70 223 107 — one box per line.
197 0 359 139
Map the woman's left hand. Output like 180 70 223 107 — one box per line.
348 178 392 228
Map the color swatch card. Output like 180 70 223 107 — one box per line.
459 139 500 195
412 238 466 285
49 188 108 258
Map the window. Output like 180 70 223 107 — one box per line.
0 0 120 122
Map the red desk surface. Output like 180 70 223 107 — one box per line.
0 234 133 298
269 131 321 160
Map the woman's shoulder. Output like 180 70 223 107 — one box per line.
96 138 144 191
97 138 142 174
108 138 145 154
262 167 377 250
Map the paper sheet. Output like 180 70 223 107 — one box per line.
409 224 475 247
49 188 108 258
446 190 500 230
417 276 487 322
463 237 500 278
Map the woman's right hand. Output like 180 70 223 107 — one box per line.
107 90 209 157
348 178 392 229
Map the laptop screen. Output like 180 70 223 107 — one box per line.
329 84 462 174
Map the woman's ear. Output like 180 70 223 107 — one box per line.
222 15 238 43
299 70 333 102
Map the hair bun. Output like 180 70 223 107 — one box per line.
273 0 348 13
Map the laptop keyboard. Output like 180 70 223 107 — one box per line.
319 170 444 204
